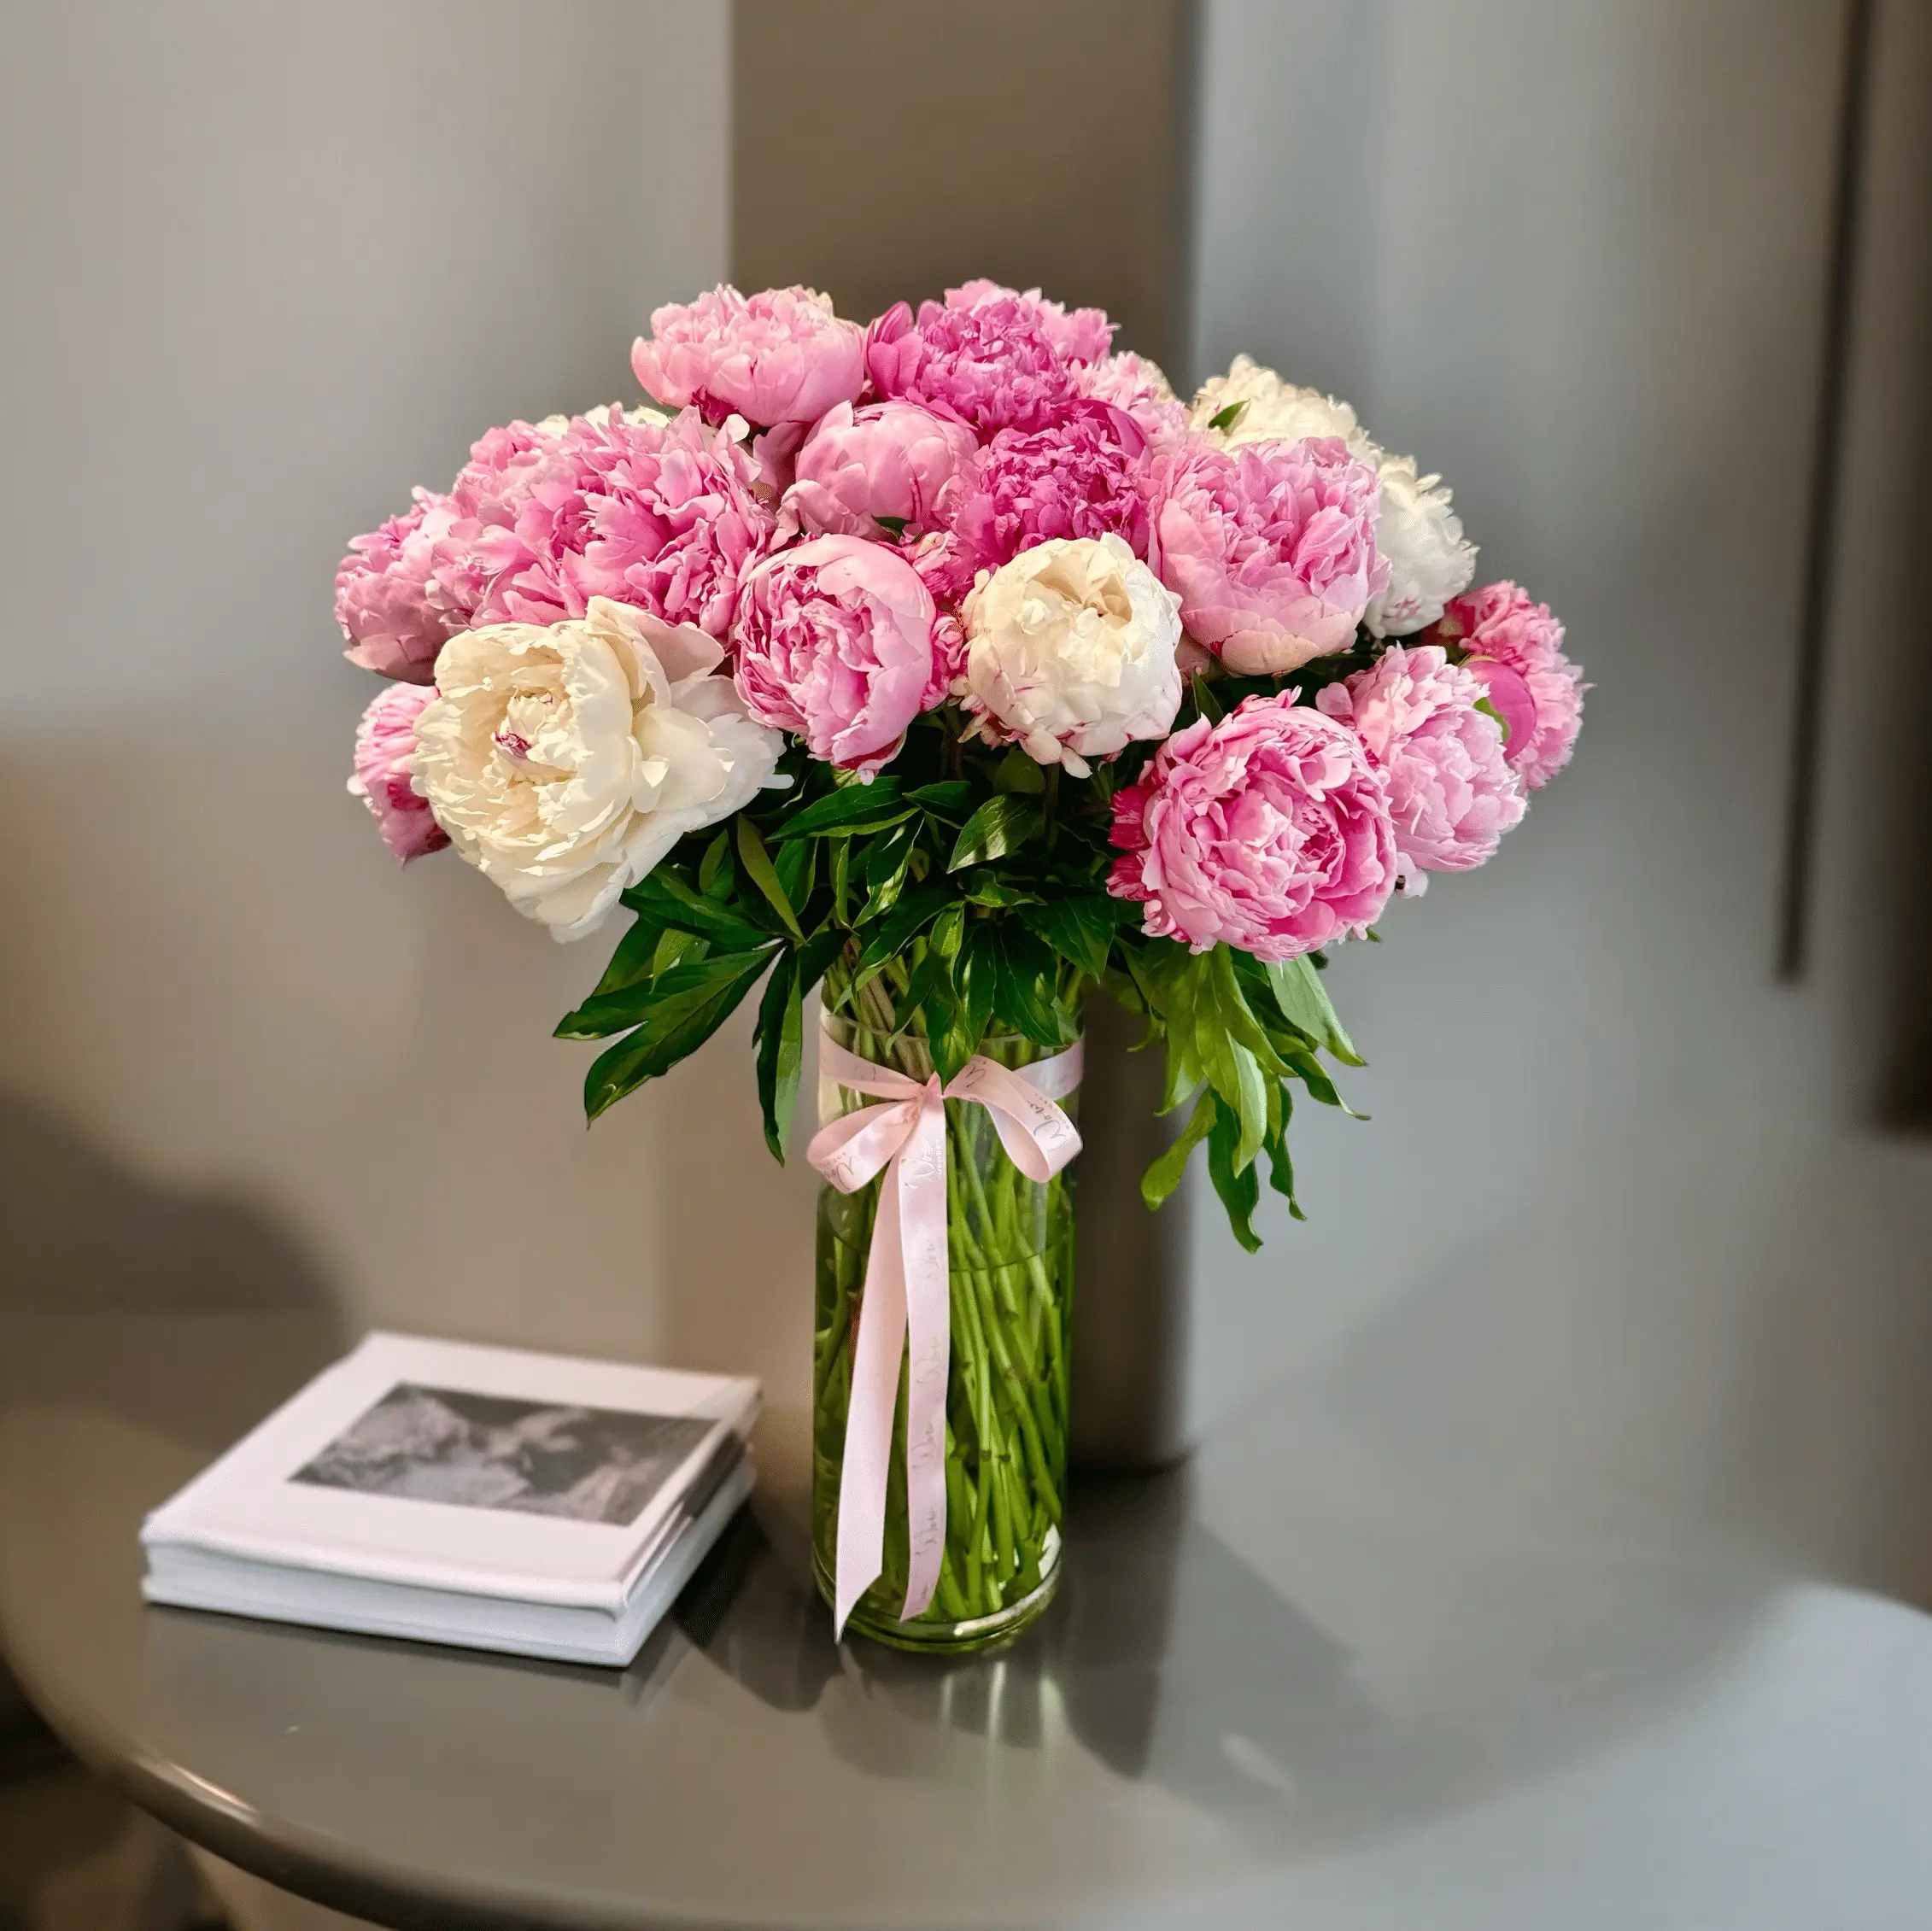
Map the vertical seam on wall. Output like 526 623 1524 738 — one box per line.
1777 0 1877 982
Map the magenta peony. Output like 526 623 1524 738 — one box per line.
1314 645 1524 892
1427 582 1584 791
630 284 865 428
947 400 1153 574
1108 694 1396 960
460 407 775 638
348 682 448 863
946 278 1114 363
732 535 937 775
864 281 1113 438
334 490 471 684
786 401 977 538
1150 436 1388 676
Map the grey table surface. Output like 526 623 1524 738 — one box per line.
2 1308 1930 1931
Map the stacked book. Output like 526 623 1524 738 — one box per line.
142 1332 758 1666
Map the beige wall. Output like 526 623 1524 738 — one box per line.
732 0 1197 371
0 3 829 1470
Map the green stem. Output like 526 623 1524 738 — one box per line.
812 960 1075 1646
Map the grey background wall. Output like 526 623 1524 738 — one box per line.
1186 0 1932 1595
4 0 1930 1593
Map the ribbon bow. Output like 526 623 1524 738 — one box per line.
806 1025 1083 1638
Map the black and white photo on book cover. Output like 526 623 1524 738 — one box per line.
292 1384 716 1528
141 1332 762 1607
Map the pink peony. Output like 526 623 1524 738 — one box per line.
448 417 561 520
947 400 1153 573
925 609 968 709
732 535 937 775
786 401 977 538
1150 436 1389 675
1426 582 1584 791
1314 645 1524 892
463 407 775 637
1108 693 1396 960
631 284 866 428
946 278 1114 362
864 282 1113 438
348 682 448 863
899 527 981 612
336 418 583 682
334 490 470 684
1074 351 1190 449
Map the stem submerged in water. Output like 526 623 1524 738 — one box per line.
811 956 1077 1651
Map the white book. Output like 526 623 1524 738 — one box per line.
142 1331 760 1666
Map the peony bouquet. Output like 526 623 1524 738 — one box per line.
337 281 1583 1649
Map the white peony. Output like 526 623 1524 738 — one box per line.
1189 354 1373 455
1191 357 1478 640
1363 453 1478 637
962 535 1183 778
413 596 785 942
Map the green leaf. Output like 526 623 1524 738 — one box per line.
1191 675 1226 725
583 910 667 1000
793 926 848 996
829 840 852 924
1229 1042 1268 1173
990 926 1071 1047
929 903 966 959
1021 894 1132 985
583 950 775 1121
954 924 1000 1051
921 960 975 1085
697 831 732 894
854 883 950 974
735 816 804 940
991 746 1045 796
773 834 817 918
770 777 910 840
1205 1096 1263 1253
948 794 1043 870
858 818 918 922
650 927 705 977
1473 693 1508 741
1208 947 1289 1078
873 514 909 538
899 941 950 1019
906 780 975 817
959 874 1039 909
1262 954 1365 1065
1261 1085 1305 1220
752 951 804 1162
557 945 776 1040
1140 1088 1214 1209
1280 1043 1359 1115
624 871 772 952
1206 400 1246 433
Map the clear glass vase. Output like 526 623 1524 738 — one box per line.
812 964 1078 1653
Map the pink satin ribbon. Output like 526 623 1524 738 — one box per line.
807 1024 1083 1638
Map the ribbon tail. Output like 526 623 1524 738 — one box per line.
833 1159 909 1640
898 1096 952 1622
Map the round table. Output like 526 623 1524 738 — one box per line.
3 1306 1930 1930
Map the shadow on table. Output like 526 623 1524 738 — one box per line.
0 1091 350 1928
671 1460 1777 1862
